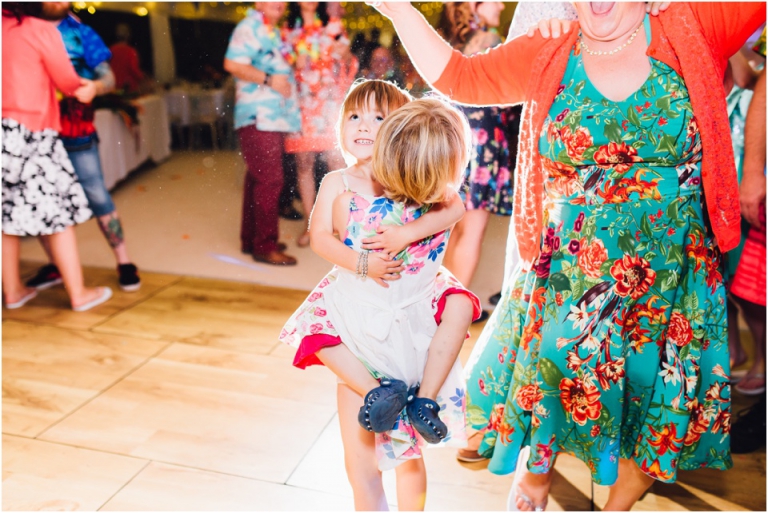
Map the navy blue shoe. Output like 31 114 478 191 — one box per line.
358 379 409 433
406 387 447 444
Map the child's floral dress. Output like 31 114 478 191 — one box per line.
280 172 481 470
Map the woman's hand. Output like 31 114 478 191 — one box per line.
367 252 405 288
268 74 292 98
526 19 573 39
740 172 766 227
361 225 411 256
365 1 414 22
646 2 671 16
74 78 98 104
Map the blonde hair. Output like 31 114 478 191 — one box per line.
336 79 412 165
372 97 471 206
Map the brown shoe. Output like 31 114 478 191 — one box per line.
243 242 287 254
253 250 297 266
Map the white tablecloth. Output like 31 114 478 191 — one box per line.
164 87 227 126
94 94 172 190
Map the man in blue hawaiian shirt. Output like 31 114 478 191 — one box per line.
26 2 142 292
224 2 301 266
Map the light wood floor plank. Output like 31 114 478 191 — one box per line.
2 434 148 511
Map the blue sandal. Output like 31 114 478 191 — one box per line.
406 387 448 444
357 379 409 433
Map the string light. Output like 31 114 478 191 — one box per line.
87 5 95 14
135 6 148 16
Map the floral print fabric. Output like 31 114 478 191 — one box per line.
459 106 517 215
463 32 731 485
280 185 479 470
2 119 92 236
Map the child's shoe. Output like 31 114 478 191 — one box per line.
357 379 409 433
406 386 448 444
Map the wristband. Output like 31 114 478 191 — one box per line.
263 73 270 86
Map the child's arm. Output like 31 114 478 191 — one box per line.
310 173 404 287
360 188 465 255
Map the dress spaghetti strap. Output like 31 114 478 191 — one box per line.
339 169 351 192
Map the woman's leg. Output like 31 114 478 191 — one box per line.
47 226 105 308
442 209 491 287
394 457 427 511
317 344 380 397
728 296 747 368
603 458 655 511
2 233 35 303
295 151 317 246
337 384 389 511
513 464 555 511
734 295 767 390
418 294 474 400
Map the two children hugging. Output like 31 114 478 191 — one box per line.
280 80 480 510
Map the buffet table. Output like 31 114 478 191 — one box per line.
94 94 172 190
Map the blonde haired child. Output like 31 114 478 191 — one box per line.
280 82 480 510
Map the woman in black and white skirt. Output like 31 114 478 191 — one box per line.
2 2 111 311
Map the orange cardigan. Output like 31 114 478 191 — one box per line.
433 2 766 268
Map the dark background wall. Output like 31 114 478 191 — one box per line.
76 10 154 75
168 17 235 82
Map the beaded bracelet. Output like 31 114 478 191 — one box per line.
356 250 369 278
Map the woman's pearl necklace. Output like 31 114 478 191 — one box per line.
580 23 642 56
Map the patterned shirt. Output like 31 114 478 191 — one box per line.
225 8 301 132
57 14 111 141
753 28 766 58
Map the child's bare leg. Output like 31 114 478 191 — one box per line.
394 457 427 511
317 344 380 397
418 294 474 400
337 384 389 511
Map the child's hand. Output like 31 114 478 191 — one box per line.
367 252 404 288
526 19 572 39
361 225 411 256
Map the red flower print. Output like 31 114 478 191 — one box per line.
510 288 523 300
476 128 489 146
594 141 643 173
610 255 656 300
649 214 656 223
640 459 674 481
644 101 651 109
314 307 327 317
635 105 644 113
590 425 601 437
566 349 593 372
555 292 564 306
521 317 544 351
547 122 561 143
560 125 594 162
308 292 322 302
309 322 324 335
595 358 626 390
478 378 488 396
685 233 707 274
472 165 492 185
542 157 579 197
667 312 693 347
515 384 544 411
498 353 505 364
488 403 506 432
578 239 608 279
559 377 602 426
658 117 668 127
667 227 675 236
683 399 710 446
555 108 570 122
622 120 629 131
404 261 425 275
712 410 731 434
647 423 683 456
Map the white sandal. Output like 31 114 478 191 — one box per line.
5 289 37 309
72 287 112 312
507 446 548 511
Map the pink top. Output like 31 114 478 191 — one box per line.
2 14 81 132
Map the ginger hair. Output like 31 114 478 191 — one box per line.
372 97 471 206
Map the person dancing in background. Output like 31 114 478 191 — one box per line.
371 1 764 510
283 2 349 248
438 2 519 325
729 29 767 454
25 1 141 293
2 1 112 312
281 81 480 510
224 2 300 266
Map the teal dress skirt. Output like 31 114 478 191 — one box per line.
465 18 732 486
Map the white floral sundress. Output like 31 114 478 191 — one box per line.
280 171 480 470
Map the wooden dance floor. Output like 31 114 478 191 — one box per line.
3 264 765 511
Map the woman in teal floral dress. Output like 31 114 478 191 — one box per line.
466 13 732 486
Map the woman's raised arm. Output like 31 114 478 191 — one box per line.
368 2 453 83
